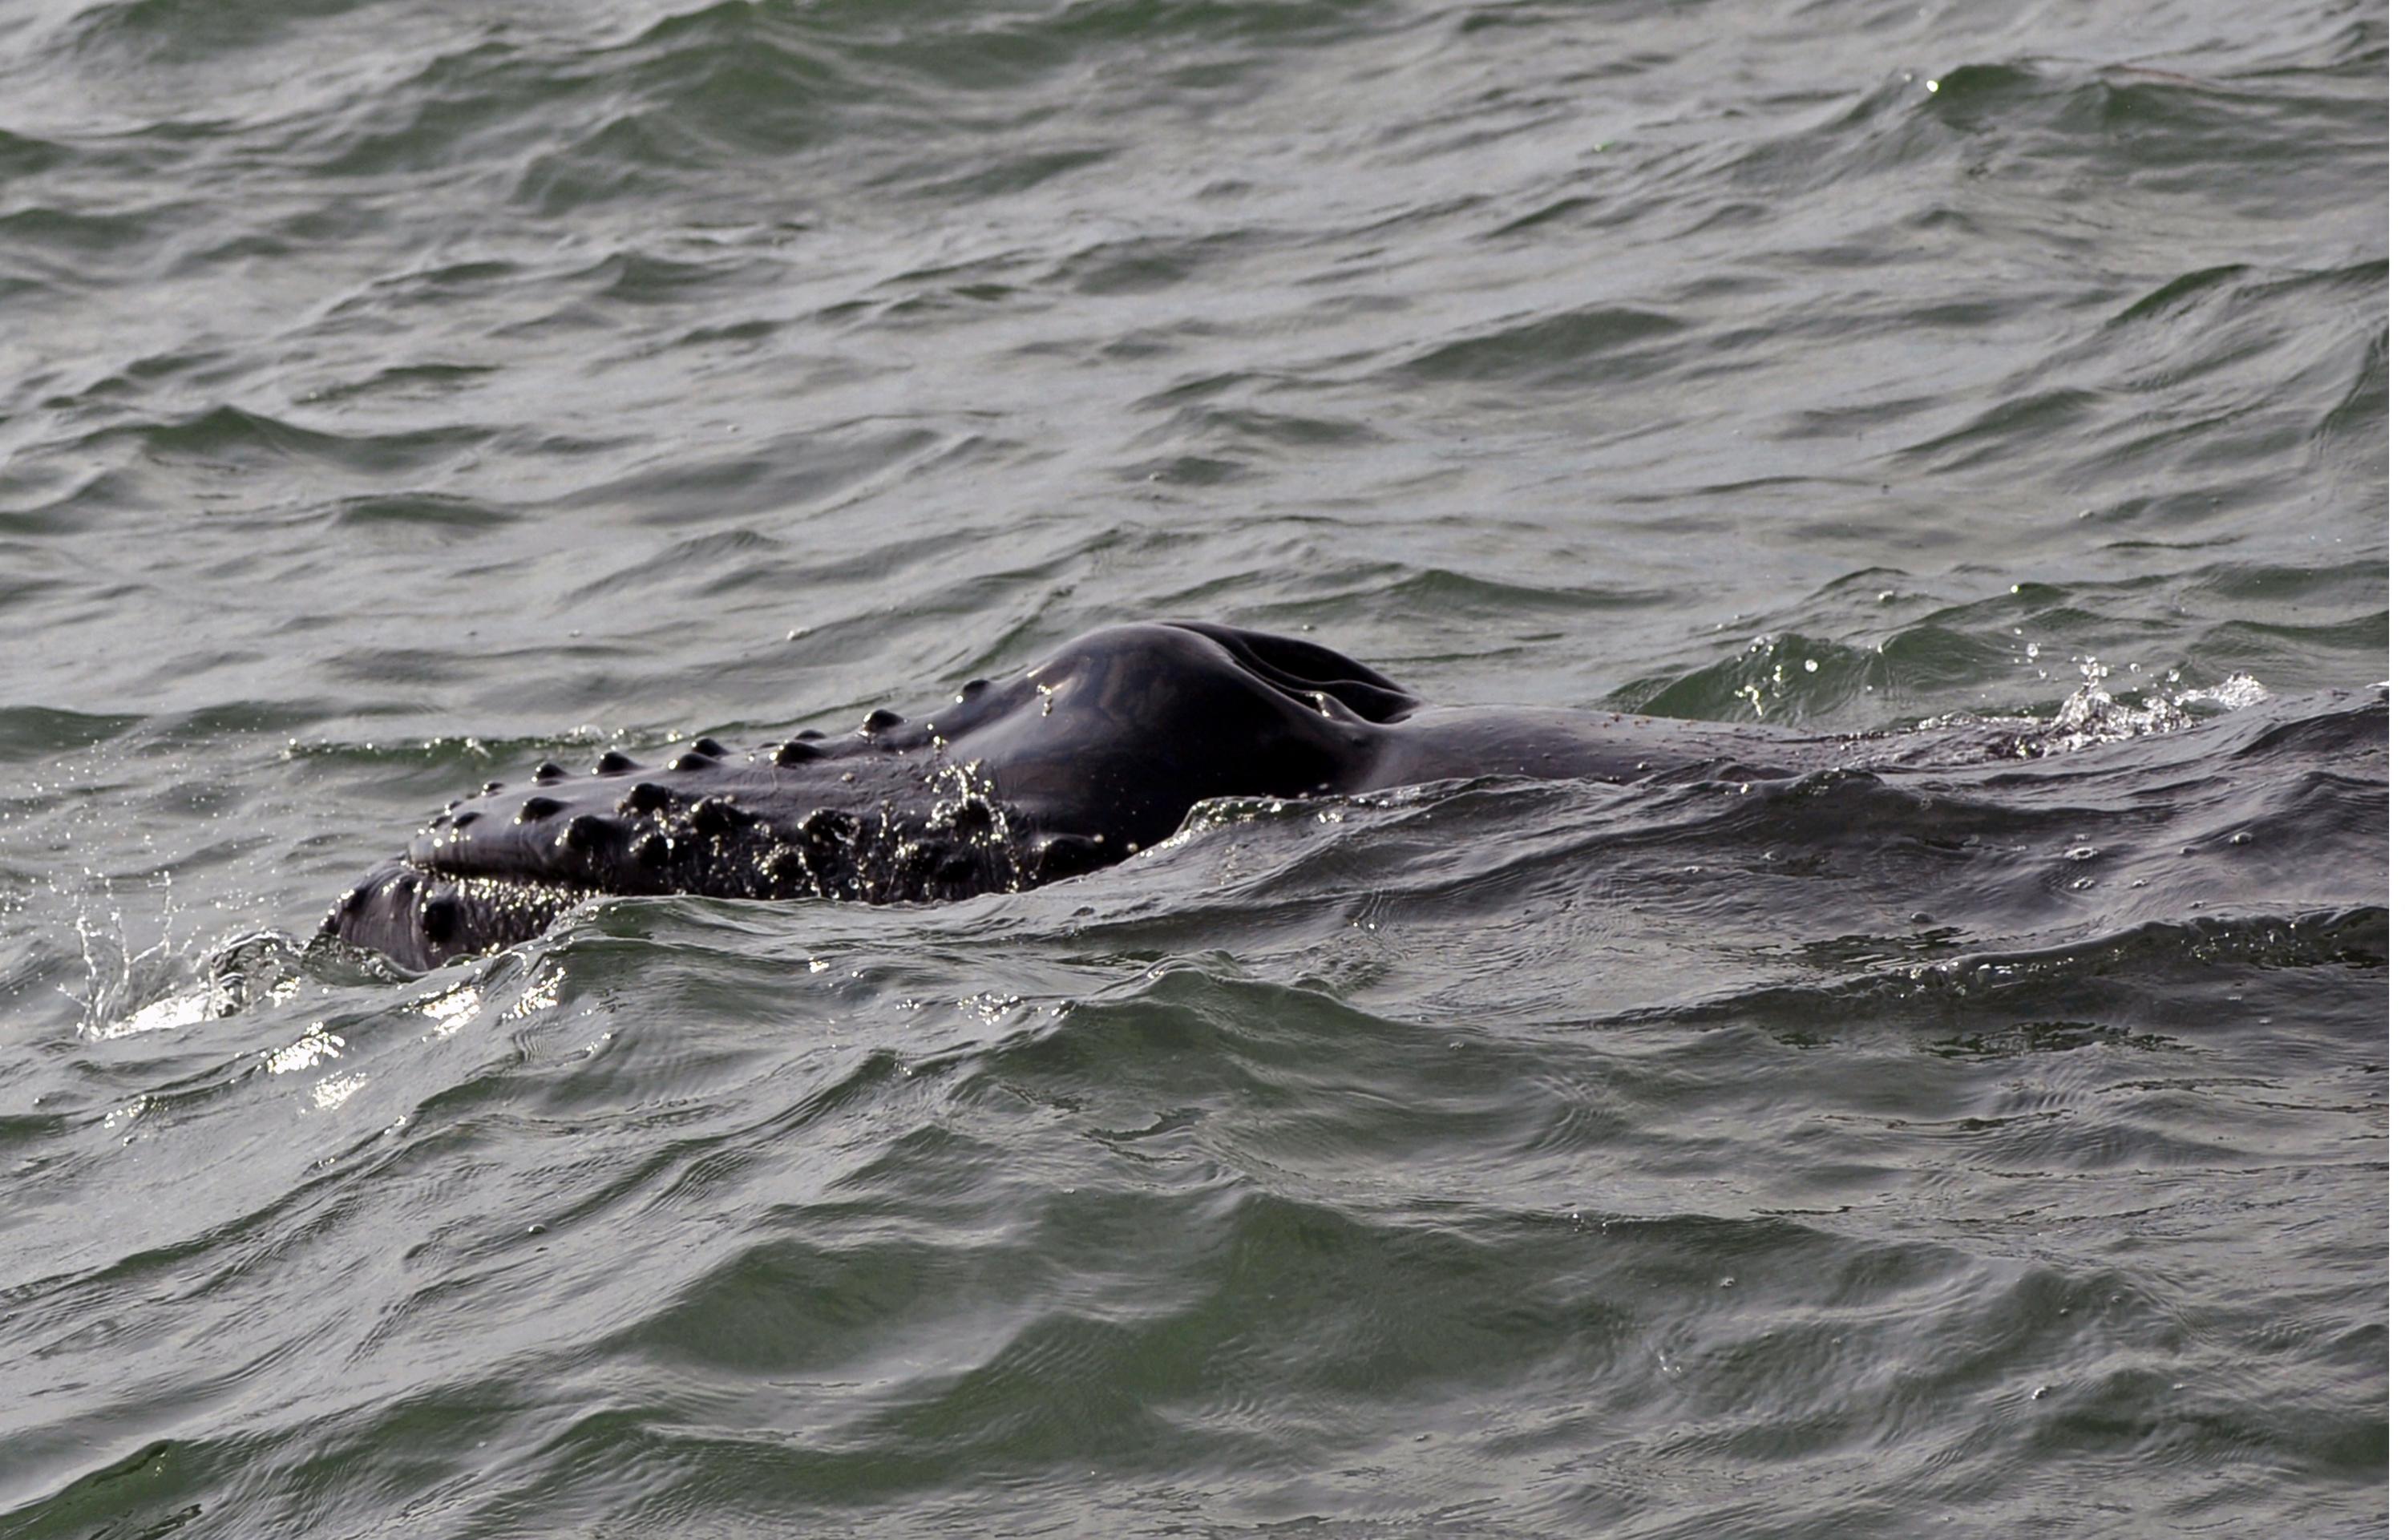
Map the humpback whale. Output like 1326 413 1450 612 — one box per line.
325 621 1845 968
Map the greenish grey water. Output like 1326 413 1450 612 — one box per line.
0 0 2385 1534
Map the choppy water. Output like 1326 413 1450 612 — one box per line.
0 0 2387 1534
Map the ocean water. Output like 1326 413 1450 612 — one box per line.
0 0 2386 1534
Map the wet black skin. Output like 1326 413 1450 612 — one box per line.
325 621 1837 969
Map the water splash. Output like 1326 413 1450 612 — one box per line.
68 871 204 1039
2013 656 2270 756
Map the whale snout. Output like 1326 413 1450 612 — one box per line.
319 622 1460 968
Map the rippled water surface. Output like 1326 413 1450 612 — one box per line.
0 0 2387 1534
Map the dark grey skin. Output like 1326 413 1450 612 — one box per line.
325 621 1840 969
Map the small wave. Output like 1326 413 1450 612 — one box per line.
1399 305 1688 390
1619 631 1893 726
77 404 489 477
1637 906 2387 1041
